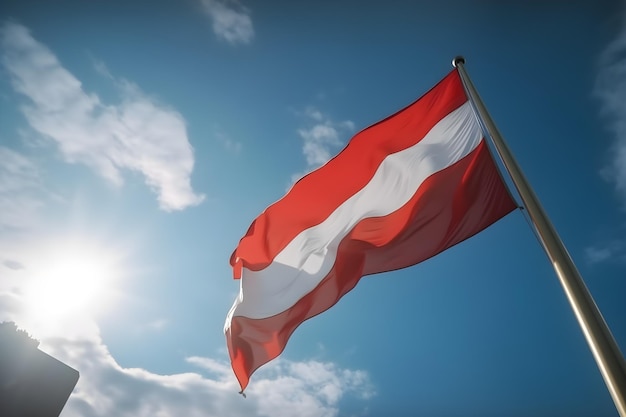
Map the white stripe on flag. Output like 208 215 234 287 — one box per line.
230 100 481 320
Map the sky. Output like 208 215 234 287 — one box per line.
0 0 625 416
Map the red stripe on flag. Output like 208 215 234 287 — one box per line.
231 70 467 273
227 140 516 390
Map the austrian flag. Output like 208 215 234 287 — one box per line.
225 69 517 391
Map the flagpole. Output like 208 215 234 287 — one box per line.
452 56 626 417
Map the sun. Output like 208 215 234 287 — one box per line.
22 240 122 324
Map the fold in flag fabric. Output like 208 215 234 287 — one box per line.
225 68 517 391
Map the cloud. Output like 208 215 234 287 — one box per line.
291 107 355 184
0 19 373 417
0 21 205 211
584 240 626 264
0 147 48 292
0 262 374 416
0 288 373 417
215 130 243 154
585 245 614 264
201 0 254 45
91 57 114 80
2 259 24 270
0 146 44 230
0 221 373 417
594 11 626 204
146 319 169 331
51 340 372 417
589 10 626 263
186 356 232 376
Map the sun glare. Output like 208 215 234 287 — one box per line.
23 241 121 323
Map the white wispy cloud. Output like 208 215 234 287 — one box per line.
0 147 53 272
146 319 169 331
0 146 43 231
58 343 372 417
0 168 373 417
0 285 373 417
291 107 355 184
585 245 613 264
585 246 613 264
0 19 373 417
0 21 205 211
595 12 626 202
589 10 626 263
2 259 24 270
201 0 254 45
584 240 626 264
215 129 243 154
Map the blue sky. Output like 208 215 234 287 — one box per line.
1 0 625 416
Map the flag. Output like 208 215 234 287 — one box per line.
225 69 517 391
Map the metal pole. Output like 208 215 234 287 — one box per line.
452 56 626 417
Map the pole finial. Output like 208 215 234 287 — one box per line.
452 56 465 68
